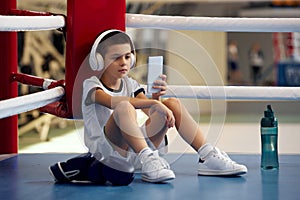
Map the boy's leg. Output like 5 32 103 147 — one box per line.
145 108 169 148
105 101 175 183
163 98 247 176
105 101 148 155
162 98 205 151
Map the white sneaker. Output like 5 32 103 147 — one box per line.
141 151 175 183
198 144 247 176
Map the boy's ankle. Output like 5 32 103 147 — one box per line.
138 147 153 164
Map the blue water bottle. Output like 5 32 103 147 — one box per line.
260 105 279 170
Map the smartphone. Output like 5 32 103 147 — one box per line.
147 56 163 93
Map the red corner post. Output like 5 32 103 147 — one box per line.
66 0 126 118
0 0 18 153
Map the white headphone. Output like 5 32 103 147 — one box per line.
89 29 136 71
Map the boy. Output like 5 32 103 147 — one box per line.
49 30 247 184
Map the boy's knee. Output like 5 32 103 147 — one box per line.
163 98 181 108
113 101 136 120
114 101 134 113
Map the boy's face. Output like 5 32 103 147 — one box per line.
103 43 132 79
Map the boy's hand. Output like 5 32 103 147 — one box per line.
149 102 175 128
152 74 167 100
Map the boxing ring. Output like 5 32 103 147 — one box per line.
0 1 300 199
1 3 300 150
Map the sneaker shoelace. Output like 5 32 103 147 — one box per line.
212 147 237 166
144 153 169 172
152 150 170 169
221 151 237 164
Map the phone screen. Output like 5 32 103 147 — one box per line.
147 56 163 93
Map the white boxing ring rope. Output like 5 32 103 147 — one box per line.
1 14 300 32
0 86 64 119
164 85 300 101
126 13 300 32
0 15 65 31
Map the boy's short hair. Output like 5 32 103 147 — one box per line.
96 30 135 57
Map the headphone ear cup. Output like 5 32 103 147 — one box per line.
95 53 104 71
130 53 136 68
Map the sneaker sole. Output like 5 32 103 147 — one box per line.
142 174 175 183
198 169 247 176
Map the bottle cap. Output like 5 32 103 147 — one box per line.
261 105 277 127
264 105 274 118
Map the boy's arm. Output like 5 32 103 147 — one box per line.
92 88 160 110
92 88 174 128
